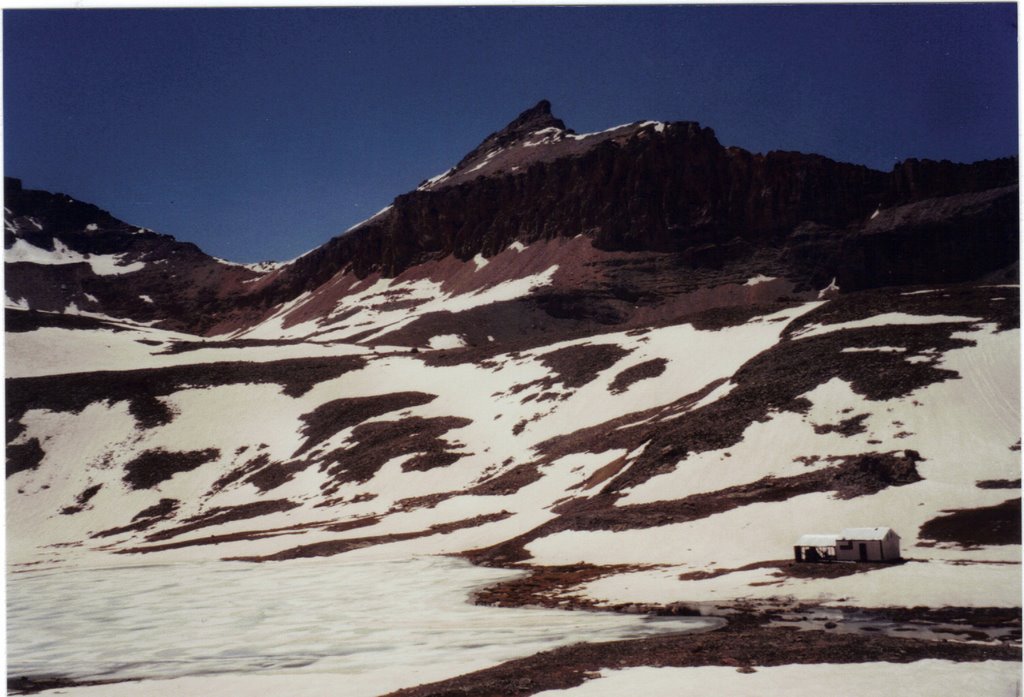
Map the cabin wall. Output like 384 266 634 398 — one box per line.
836 539 881 561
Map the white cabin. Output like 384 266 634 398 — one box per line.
836 527 901 562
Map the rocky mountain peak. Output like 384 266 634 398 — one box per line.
452 100 570 172
498 99 567 139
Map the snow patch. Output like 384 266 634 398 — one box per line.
6 238 145 275
522 127 565 147
743 274 777 286
428 334 467 350
5 292 29 310
344 204 394 234
637 120 667 133
817 277 839 298
841 346 906 353
418 168 455 191
466 148 503 174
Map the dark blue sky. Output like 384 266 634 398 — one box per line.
4 5 1018 263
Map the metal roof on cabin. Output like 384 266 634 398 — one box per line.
840 527 895 540
796 534 838 546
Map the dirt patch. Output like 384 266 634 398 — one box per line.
133 498 179 521
228 511 512 562
467 462 544 496
4 308 131 334
813 413 870 436
59 484 102 515
158 338 308 354
774 559 904 579
389 491 463 512
209 454 271 493
9 675 139 695
118 519 328 554
977 479 1021 489
323 516 382 533
608 358 668 395
575 452 632 491
7 438 45 478
831 605 1022 628
244 461 311 493
469 563 684 613
537 343 632 389
91 498 179 538
294 392 437 457
122 448 220 490
318 415 472 494
143 498 302 543
682 302 800 331
919 498 1021 548
676 559 899 582
385 621 1020 697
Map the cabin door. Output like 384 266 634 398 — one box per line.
858 543 868 561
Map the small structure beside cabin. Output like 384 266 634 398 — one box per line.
794 534 838 562
795 527 900 563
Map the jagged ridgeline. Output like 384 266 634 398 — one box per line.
5 101 1021 694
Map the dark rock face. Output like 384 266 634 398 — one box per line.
888 157 1019 203
785 184 1020 291
250 105 1016 311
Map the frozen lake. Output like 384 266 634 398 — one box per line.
8 556 720 695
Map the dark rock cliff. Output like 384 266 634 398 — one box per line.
247 104 1016 311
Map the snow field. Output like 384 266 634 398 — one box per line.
7 297 1019 612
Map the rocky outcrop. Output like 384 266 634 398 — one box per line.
785 184 1019 290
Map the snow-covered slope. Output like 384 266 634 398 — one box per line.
8 282 1019 615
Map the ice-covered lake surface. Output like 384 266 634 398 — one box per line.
9 556 720 694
